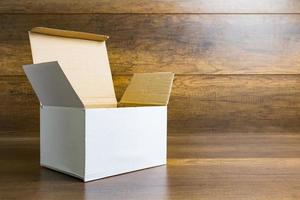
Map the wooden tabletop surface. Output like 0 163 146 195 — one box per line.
1 132 300 200
1 0 300 199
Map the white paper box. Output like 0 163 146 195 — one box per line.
41 106 167 182
23 27 174 181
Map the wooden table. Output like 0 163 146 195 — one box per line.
1 131 300 200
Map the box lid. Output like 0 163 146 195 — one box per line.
30 27 109 42
23 61 84 107
120 72 175 106
28 27 117 108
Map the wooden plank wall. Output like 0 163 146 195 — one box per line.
1 1 300 136
1 0 300 13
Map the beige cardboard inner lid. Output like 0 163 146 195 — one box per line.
120 72 175 106
29 27 117 108
23 61 84 108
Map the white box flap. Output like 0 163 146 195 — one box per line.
23 61 84 108
120 72 175 106
28 27 117 108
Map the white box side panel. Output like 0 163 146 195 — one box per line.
85 106 167 181
40 106 85 179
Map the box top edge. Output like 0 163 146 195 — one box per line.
30 27 109 42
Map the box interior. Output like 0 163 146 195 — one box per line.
24 27 174 109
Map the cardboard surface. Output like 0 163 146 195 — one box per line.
29 30 117 108
31 27 109 42
40 106 167 182
40 106 85 178
85 106 167 181
23 61 84 107
120 72 175 106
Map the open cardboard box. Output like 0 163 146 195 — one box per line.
23 27 174 182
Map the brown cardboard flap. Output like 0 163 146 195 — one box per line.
29 27 117 108
31 27 109 42
120 72 175 106
23 61 84 108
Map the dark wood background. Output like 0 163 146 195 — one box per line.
1 1 300 199
1 1 300 136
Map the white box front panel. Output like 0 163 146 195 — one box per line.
84 106 167 181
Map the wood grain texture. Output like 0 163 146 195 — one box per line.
1 136 300 200
1 0 300 198
1 0 300 13
2 75 300 136
168 133 300 158
169 75 300 133
1 14 300 75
